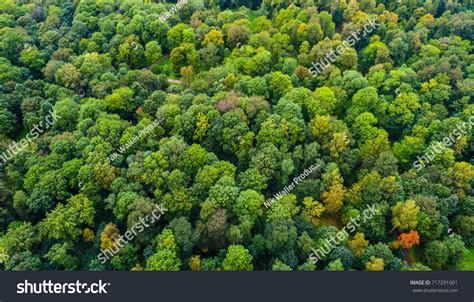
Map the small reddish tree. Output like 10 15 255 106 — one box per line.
398 230 420 249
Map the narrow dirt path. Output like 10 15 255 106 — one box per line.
167 79 186 84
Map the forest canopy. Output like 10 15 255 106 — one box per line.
0 0 473 271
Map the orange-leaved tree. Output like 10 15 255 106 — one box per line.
398 230 420 249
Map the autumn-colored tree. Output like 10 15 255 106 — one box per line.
321 167 346 213
398 230 420 249
349 233 369 258
189 256 201 271
83 228 95 242
100 223 120 251
193 112 210 141
202 29 224 47
365 256 384 271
